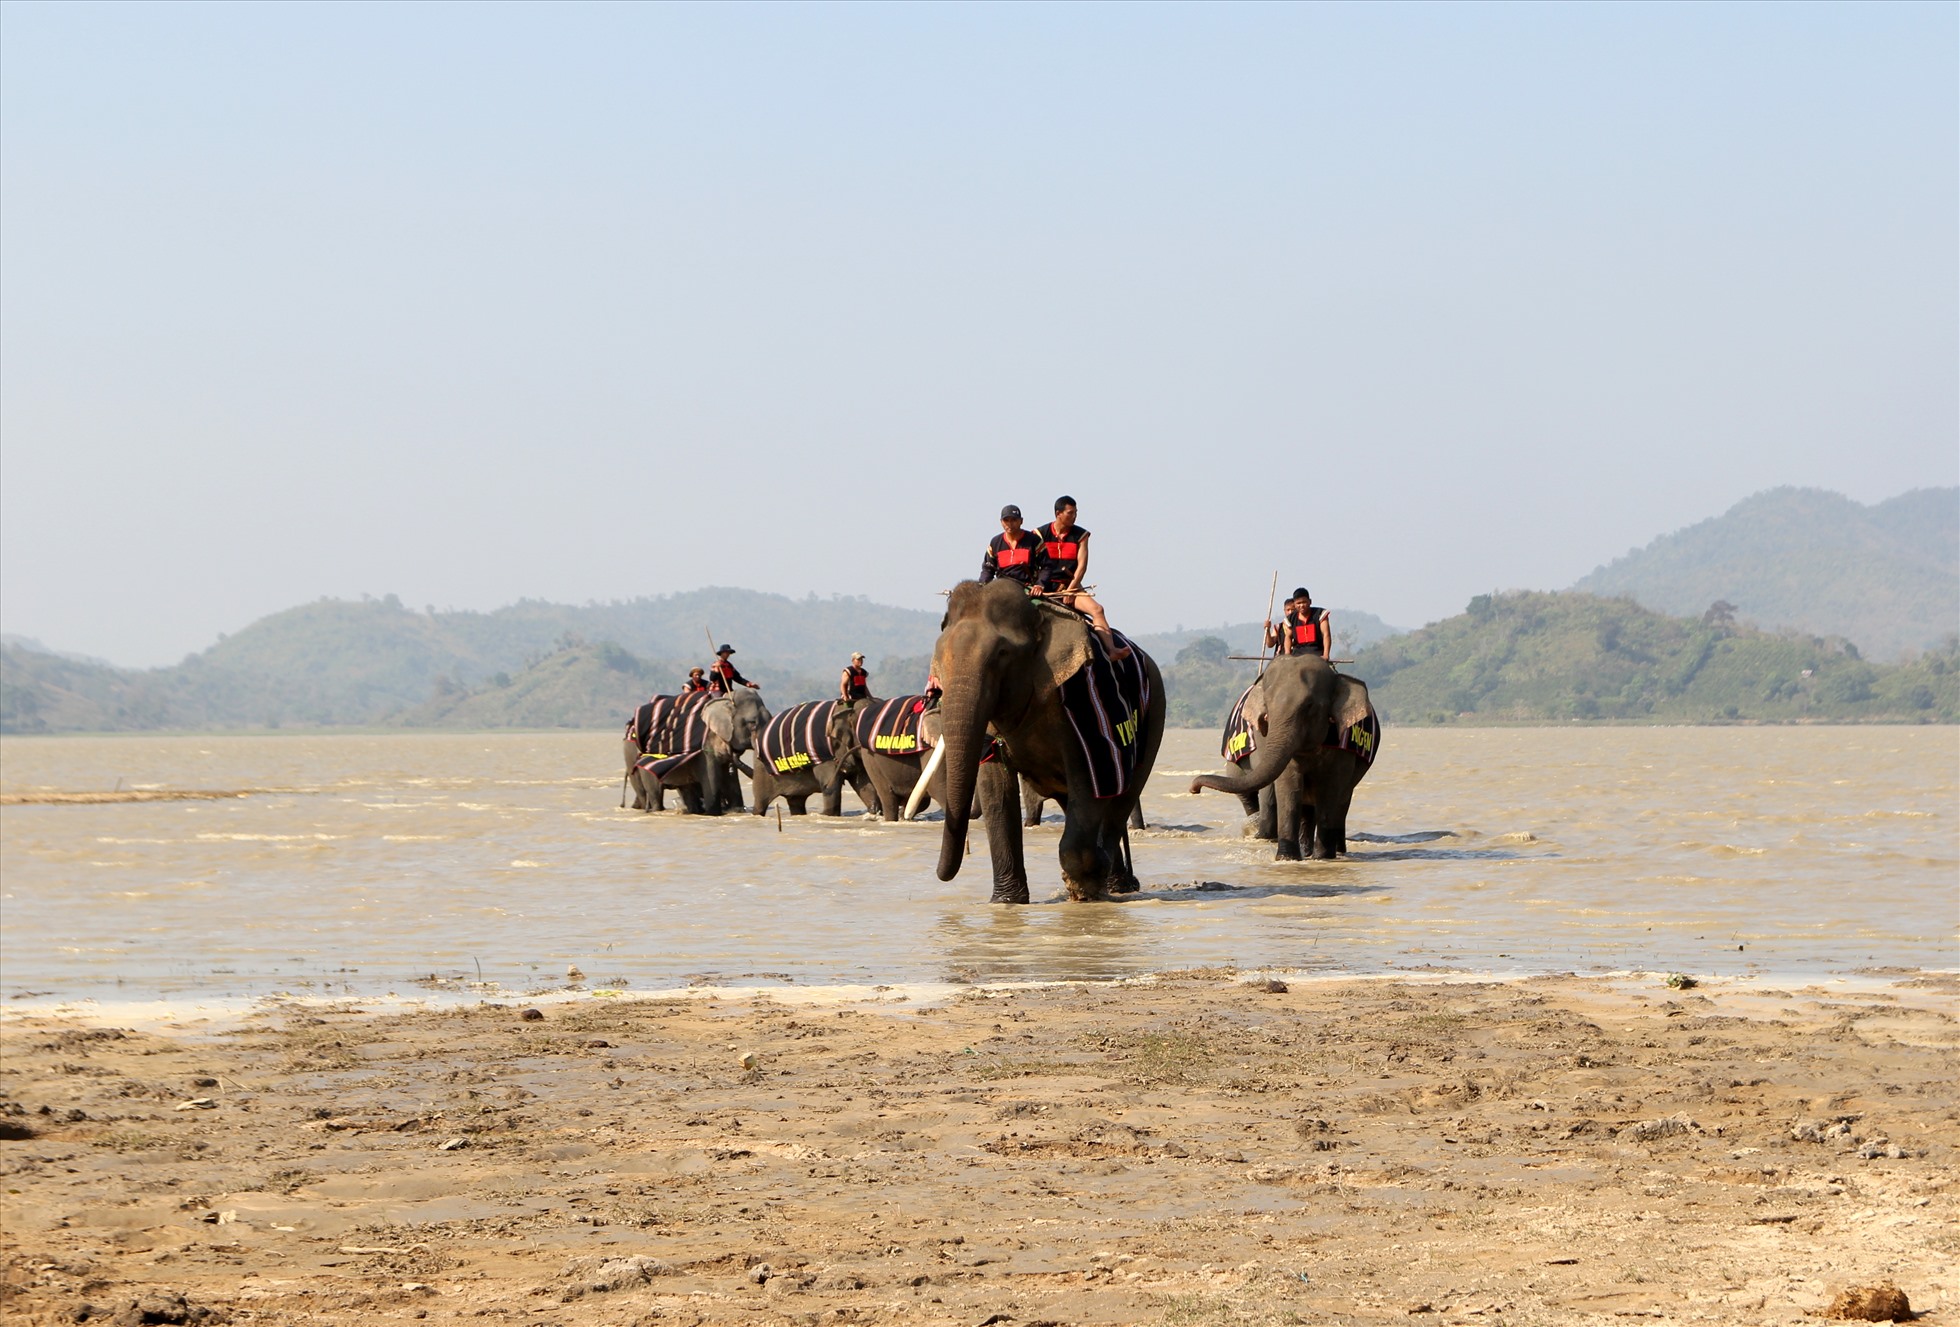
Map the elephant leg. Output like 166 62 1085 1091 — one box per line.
787 794 810 815
1299 798 1321 859
1058 811 1113 903
1273 766 1304 861
718 761 746 814
1105 819 1139 894
1128 802 1145 831
1315 776 1355 858
1021 774 1044 827
979 760 1029 904
1256 784 1279 841
697 760 724 817
846 769 879 817
675 782 701 814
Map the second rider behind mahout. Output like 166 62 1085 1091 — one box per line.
1037 495 1126 659
1264 587 1332 659
979 500 1128 659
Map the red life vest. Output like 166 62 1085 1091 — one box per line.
1037 521 1088 591
1287 608 1327 655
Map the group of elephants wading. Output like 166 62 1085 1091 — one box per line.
622 581 1382 903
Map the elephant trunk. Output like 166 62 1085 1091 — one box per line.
934 690 991 882
1189 714 1310 798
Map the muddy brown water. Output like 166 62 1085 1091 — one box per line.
1 726 1953 1008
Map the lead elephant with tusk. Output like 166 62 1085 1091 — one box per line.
929 580 1165 902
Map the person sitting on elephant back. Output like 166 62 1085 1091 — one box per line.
979 505 1050 590
840 653 870 703
707 645 759 695
1265 588 1332 659
1037 494 1128 660
680 667 712 695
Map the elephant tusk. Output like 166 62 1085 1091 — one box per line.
905 743 946 821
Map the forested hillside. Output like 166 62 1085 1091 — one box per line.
1572 486 1957 660
1 591 940 733
1348 591 1957 724
0 591 1400 733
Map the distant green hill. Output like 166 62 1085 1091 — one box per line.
1347 590 1957 725
0 592 1407 734
1571 486 1958 660
1 590 945 733
6 583 1952 734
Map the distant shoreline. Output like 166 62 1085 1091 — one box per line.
3 716 1955 742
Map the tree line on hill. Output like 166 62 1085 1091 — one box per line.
5 589 1951 734
3 483 1952 733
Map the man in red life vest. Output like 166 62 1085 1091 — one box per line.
978 505 1050 589
1036 494 1127 659
707 644 760 695
680 667 712 695
840 653 870 702
1265 587 1333 659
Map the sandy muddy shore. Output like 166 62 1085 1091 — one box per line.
2 972 1954 1326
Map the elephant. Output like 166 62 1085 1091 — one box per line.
622 689 770 816
1188 654 1379 859
823 696 959 822
931 580 1166 903
750 700 882 817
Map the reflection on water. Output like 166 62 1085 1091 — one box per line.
1 726 1954 1004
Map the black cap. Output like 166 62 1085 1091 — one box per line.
1054 494 1076 513
717 644 735 655
1292 588 1311 601
1000 504 1022 521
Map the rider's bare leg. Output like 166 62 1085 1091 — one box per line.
1058 592 1130 659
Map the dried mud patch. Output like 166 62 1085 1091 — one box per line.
1 975 1954 1325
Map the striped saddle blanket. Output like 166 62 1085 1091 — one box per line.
757 700 840 776
853 695 934 757
1059 629 1151 800
1222 683 1381 772
633 692 714 780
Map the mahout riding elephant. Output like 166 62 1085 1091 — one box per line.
751 700 881 816
1188 654 1379 859
822 696 960 822
622 689 770 816
931 580 1165 902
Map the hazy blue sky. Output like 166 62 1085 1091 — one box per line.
3 1 1953 666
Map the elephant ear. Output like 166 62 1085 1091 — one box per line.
1038 608 1095 691
1332 675 1373 732
919 708 943 748
703 700 736 747
1242 678 1271 734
